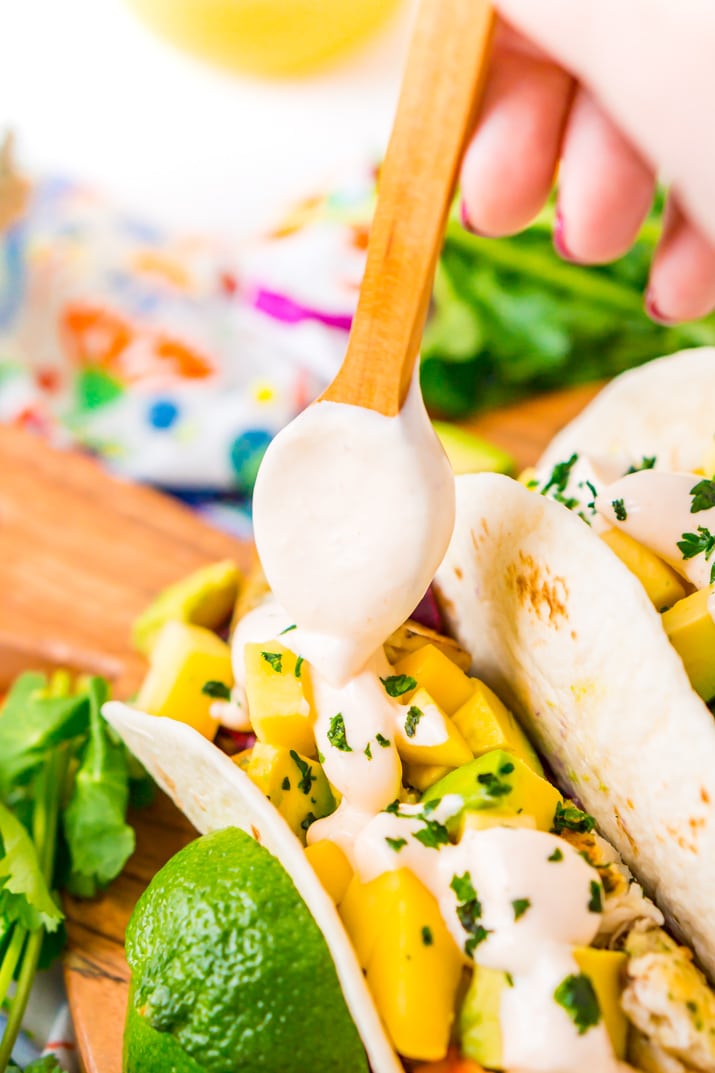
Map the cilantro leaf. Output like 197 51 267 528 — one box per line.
201 680 231 700
612 498 627 522
62 679 135 896
552 801 596 835
404 706 423 739
588 880 603 913
327 713 352 752
260 651 283 673
385 837 407 852
690 479 715 514
541 454 579 496
412 818 449 849
626 456 656 474
380 675 417 698
512 897 531 920
554 973 601 1035
0 800 62 932
290 750 316 795
375 733 391 748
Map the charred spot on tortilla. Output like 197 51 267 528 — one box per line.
508 552 569 625
702 787 711 805
453 565 463 579
614 809 638 855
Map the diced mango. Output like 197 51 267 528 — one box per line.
422 750 562 836
662 585 715 701
239 742 334 843
305 840 353 904
132 560 241 655
459 964 508 1068
364 869 463 1062
385 621 472 672
340 871 404 968
461 810 537 833
573 947 628 1058
403 762 453 793
600 528 686 611
136 621 233 739
394 688 473 769
244 641 316 756
393 645 474 715
451 681 543 774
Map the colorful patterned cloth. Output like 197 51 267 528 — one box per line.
0 173 375 537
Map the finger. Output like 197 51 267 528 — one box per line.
555 89 656 264
461 26 574 237
646 198 715 323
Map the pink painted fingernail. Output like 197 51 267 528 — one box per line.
553 207 576 261
460 199 475 232
645 288 678 326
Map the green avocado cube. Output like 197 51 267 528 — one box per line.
132 560 241 655
459 963 508 1069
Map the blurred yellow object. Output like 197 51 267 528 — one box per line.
124 0 403 77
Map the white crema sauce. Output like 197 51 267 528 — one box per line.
598 470 715 591
242 380 623 1072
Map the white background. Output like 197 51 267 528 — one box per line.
0 0 415 238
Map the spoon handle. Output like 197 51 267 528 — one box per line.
321 0 495 415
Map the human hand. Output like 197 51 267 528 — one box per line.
460 0 715 323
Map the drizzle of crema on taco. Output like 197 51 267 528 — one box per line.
105 547 715 1073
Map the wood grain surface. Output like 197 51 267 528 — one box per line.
1 381 600 1072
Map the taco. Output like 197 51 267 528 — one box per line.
105 532 715 1072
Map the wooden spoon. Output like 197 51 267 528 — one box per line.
321 0 495 416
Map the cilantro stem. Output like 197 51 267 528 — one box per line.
0 925 27 1008
0 927 42 1070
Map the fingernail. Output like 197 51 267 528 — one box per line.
553 207 576 261
645 288 678 326
460 199 475 232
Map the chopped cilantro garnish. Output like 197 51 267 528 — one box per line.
421 925 433 946
612 498 627 522
412 817 449 849
380 674 417 698
554 973 601 1035
290 750 316 795
404 706 424 739
548 847 564 862
327 713 352 752
260 651 283 673
626 456 656 474
281 776 291 792
201 680 231 700
588 880 603 913
499 760 515 775
450 872 489 956
476 771 512 798
465 927 490 957
364 742 372 760
512 898 531 920
505 972 514 987
300 811 317 832
385 800 400 815
677 526 715 583
541 454 579 495
450 872 476 902
386 837 407 852
317 750 325 764
691 479 715 514
375 733 391 748
552 801 596 835
279 624 297 635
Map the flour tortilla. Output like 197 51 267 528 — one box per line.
435 472 715 978
103 702 404 1073
539 346 715 475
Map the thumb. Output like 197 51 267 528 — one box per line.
495 0 715 243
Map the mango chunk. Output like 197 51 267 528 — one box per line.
385 621 472 672
394 688 473 769
364 869 463 1062
662 585 715 701
451 681 543 774
461 810 537 833
244 641 316 756
573 947 628 1058
132 560 241 655
239 742 334 843
393 645 474 716
403 762 452 793
305 840 353 905
600 528 686 611
136 621 233 739
459 964 508 1069
422 750 562 835
340 871 404 969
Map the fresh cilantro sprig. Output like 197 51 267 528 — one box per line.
690 479 715 514
677 526 715 583
554 973 602 1035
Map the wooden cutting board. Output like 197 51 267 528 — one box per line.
0 381 600 1073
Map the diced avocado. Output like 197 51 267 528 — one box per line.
394 688 473 769
393 644 474 715
304 840 353 905
662 585 715 701
451 681 543 774
132 560 241 655
136 621 233 740
244 641 316 756
573 948 628 1058
240 742 335 844
421 750 562 835
459 963 508 1069
432 421 515 477
384 620 471 672
600 528 686 611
